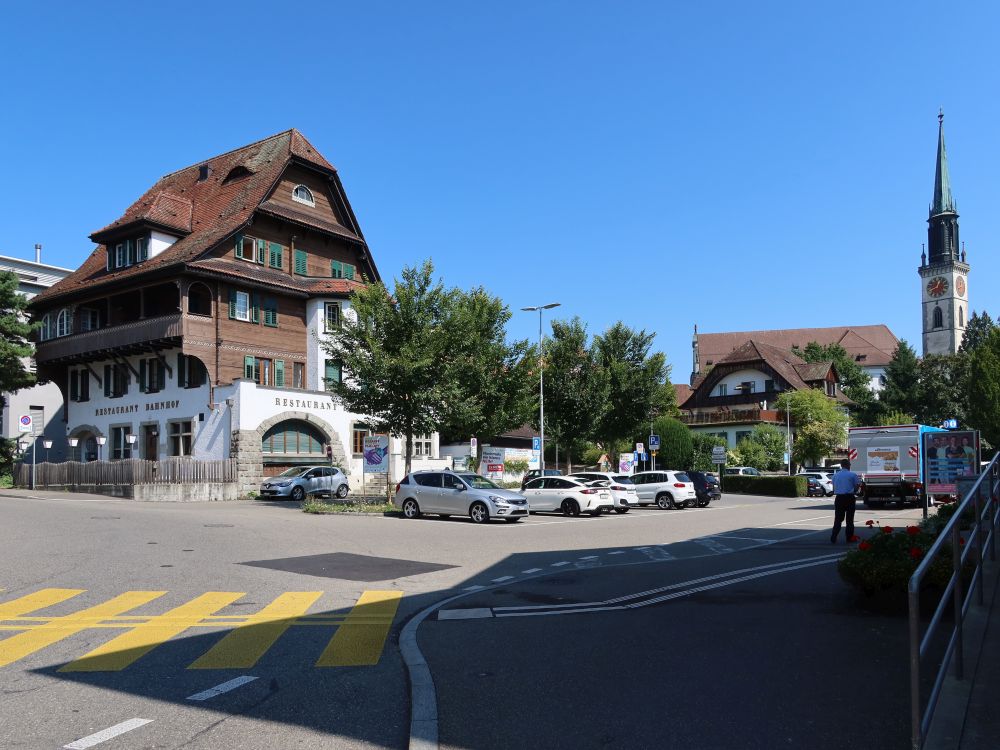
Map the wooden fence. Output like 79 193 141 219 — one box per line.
15 458 238 487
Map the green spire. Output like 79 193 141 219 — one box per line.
931 109 956 216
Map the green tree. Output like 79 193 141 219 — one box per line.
796 341 878 424
691 433 726 471
541 317 610 467
0 271 36 411
876 409 914 426
439 287 536 466
959 311 996 354
745 423 787 471
593 322 671 454
793 421 846 466
775 389 848 466
731 438 769 471
775 388 847 427
879 341 921 418
966 328 1000 447
648 416 692 470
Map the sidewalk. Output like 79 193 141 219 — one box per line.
0 487 120 502
957 566 1000 749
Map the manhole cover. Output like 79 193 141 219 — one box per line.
239 552 457 582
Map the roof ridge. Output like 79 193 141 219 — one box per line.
158 130 296 180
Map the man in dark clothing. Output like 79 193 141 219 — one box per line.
831 459 862 543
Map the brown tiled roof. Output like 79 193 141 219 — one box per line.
696 325 898 369
674 383 693 407
32 130 365 306
185 258 367 298
716 340 814 391
794 362 834 382
257 200 361 243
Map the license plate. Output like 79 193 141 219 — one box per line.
600 493 610 499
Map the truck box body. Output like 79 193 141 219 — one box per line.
848 424 946 506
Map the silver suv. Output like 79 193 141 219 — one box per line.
393 470 529 524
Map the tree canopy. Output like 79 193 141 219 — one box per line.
966 328 1000 448
0 271 36 411
878 340 921 419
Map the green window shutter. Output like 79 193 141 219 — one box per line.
177 353 187 388
104 365 112 397
70 371 79 401
106 248 112 272
344 263 355 280
325 359 342 385
251 292 260 323
139 358 147 393
244 356 255 380
269 242 282 269
275 360 285 387
263 298 278 327
295 250 307 275
256 239 265 264
228 289 237 319
331 260 342 279
235 234 245 259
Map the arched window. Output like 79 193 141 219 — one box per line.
261 419 326 456
56 308 72 337
292 184 315 206
188 283 212 316
959 306 965 327
39 314 51 341
933 306 943 329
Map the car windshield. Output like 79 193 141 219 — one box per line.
276 467 309 478
459 474 501 489
611 476 633 484
675 473 692 482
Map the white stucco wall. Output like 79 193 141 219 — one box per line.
305 298 355 391
711 368 770 397
149 231 178 258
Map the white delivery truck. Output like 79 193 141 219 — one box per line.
848 424 946 508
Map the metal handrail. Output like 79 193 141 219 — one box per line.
908 453 1000 749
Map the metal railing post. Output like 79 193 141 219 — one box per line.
952 522 965 680
976 486 984 607
909 584 923 750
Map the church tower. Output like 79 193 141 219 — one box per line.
919 111 969 356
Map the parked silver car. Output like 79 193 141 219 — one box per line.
260 466 350 501
393 470 529 524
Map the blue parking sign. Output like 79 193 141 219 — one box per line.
532 437 541 451
649 434 660 450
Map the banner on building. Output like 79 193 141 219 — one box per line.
363 435 390 474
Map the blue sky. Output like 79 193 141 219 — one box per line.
3 1 998 382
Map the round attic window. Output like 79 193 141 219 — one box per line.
292 184 315 206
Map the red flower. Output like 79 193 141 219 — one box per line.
910 547 923 560
882 526 894 534
907 526 920 536
849 535 859 542
859 541 872 551
959 538 966 547
865 520 875 527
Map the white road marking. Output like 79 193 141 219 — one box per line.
639 547 675 561
64 719 153 749
551 561 570 567
187 676 258 701
607 550 625 555
771 515 830 526
491 576 514 583
693 538 734 554
714 535 781 543
438 608 494 620
521 568 543 574
463 585 485 592
578 555 598 560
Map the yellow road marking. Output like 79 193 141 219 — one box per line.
0 588 85 619
0 591 163 668
316 590 402 667
60 592 244 672
189 591 324 669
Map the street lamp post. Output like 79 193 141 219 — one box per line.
42 439 53 463
521 302 561 473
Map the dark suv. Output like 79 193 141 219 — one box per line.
686 470 721 507
520 469 562 491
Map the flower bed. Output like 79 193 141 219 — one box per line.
838 521 955 599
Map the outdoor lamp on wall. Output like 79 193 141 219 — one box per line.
96 435 107 461
42 439 53 463
68 437 79 447
126 433 137 459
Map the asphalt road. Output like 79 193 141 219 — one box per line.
0 489 926 749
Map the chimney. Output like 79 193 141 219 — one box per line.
34 243 41 263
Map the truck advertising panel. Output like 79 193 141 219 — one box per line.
922 430 980 494
865 446 900 473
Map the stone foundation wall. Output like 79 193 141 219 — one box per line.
232 429 264 495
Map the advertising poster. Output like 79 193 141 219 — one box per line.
481 447 505 478
362 435 390 474
866 447 900 473
923 430 980 493
618 453 634 474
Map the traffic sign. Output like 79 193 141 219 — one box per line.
636 442 644 454
648 434 660 450
17 415 32 433
532 437 541 451
711 445 726 465
942 419 958 430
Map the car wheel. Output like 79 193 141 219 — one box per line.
615 508 629 514
291 486 305 502
697 498 710 508
402 499 421 519
336 484 349 499
655 494 671 510
561 499 580 517
672 495 689 510
469 502 490 524
589 510 602 517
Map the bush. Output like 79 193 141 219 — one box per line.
652 417 693 470
691 433 726 471
720 475 806 497
919 501 974 537
838 522 953 595
504 459 529 475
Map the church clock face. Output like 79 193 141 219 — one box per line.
956 276 966 296
927 277 949 297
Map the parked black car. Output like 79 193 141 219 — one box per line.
520 469 562 491
686 470 721 507
806 476 826 497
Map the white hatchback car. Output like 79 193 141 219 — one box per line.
797 472 834 496
521 476 614 517
567 472 637 513
630 471 698 509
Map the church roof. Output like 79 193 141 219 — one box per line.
694 324 898 371
931 110 956 216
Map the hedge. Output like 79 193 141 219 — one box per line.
721 475 808 497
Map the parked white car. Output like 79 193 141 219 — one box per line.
567 472 637 513
521 476 614 517
797 471 834 496
723 466 761 477
629 471 698 509
392 470 529 523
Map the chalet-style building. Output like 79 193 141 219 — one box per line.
681 340 850 447
28 130 446 492
690 324 898 392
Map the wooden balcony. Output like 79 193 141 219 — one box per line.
680 408 786 426
35 313 184 363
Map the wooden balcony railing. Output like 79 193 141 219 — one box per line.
680 409 785 426
34 313 184 363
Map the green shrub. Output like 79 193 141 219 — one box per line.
690 433 726 471
838 522 953 595
651 417 693 470
919 502 975 537
720 475 806 497
504 459 529 475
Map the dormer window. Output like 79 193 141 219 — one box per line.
109 235 150 270
223 165 253 184
292 184 315 206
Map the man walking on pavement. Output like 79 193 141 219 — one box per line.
831 459 862 544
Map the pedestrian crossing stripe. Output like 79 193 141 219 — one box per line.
0 589 402 671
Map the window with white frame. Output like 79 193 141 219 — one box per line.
717 383 727 397
292 184 315 206
234 291 250 321
411 435 433 457
39 314 51 341
169 420 193 457
324 302 341 332
55 308 72 337
78 307 101 332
